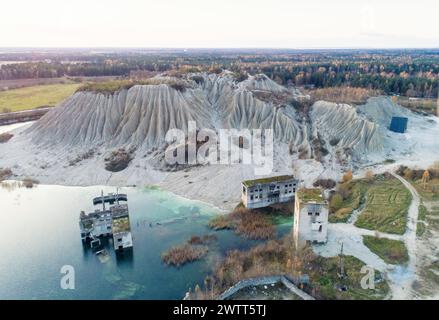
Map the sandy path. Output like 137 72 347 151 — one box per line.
388 172 420 299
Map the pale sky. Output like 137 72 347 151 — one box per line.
0 0 438 48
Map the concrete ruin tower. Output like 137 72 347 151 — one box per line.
293 188 329 249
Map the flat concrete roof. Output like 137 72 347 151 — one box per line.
242 175 295 187
297 188 325 203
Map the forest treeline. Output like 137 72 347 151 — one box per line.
1 50 438 98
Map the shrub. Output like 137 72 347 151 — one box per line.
0 168 13 181
365 170 375 182
161 244 208 267
0 133 13 143
342 170 353 183
190 75 204 85
169 82 186 92
313 179 336 189
69 149 95 166
208 215 233 230
233 71 248 82
22 178 39 188
188 234 217 245
330 193 344 212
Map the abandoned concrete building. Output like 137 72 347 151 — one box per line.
241 175 298 209
79 191 133 252
293 188 328 248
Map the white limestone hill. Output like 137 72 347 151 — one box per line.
24 72 383 158
2 72 439 209
26 73 306 150
311 101 383 154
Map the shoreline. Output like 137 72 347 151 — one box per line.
0 179 229 214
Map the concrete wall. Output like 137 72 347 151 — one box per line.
216 275 315 300
242 179 297 209
294 200 328 247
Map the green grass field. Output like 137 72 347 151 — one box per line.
0 83 81 113
362 236 409 265
354 176 411 234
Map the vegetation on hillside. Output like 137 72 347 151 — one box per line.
77 78 190 94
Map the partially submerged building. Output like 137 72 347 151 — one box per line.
241 175 298 209
79 191 133 252
293 188 328 248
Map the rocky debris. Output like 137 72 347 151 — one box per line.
104 148 135 172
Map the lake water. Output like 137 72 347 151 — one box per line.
0 183 292 299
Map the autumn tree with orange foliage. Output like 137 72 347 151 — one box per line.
342 170 353 183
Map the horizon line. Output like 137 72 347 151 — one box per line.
1 46 439 51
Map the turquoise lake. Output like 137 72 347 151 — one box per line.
0 182 292 299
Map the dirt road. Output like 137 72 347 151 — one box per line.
388 172 420 299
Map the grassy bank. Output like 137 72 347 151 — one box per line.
363 236 409 265
77 78 190 94
0 83 81 113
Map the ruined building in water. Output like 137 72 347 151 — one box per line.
241 175 298 209
79 192 133 252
